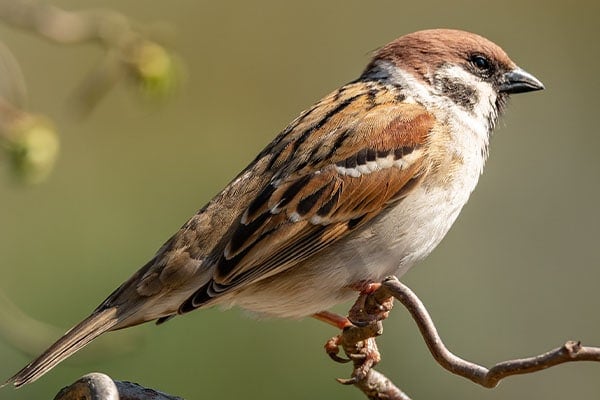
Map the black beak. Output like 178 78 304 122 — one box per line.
499 67 545 94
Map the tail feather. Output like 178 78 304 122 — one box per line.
4 308 119 388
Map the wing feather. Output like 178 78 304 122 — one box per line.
183 81 435 311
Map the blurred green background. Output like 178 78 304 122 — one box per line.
1 0 599 399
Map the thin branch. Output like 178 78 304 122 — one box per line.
327 276 600 399
351 369 411 400
53 372 184 400
0 0 179 114
0 0 142 46
380 276 600 388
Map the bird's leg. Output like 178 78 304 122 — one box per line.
314 311 354 363
314 281 395 379
319 315 385 383
313 310 353 329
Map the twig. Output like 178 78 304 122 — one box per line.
380 276 600 388
351 369 411 400
0 0 178 114
0 0 144 46
53 372 184 400
328 276 600 399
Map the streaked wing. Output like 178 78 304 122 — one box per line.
182 81 435 310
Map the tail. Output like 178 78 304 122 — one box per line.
3 308 119 388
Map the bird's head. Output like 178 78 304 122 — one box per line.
363 29 544 130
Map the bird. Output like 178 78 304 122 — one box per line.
5 28 544 387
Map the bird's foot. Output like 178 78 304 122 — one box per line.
317 282 394 384
347 281 394 327
324 320 384 383
337 336 381 384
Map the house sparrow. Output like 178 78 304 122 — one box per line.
5 28 544 387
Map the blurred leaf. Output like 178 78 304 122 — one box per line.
2 114 59 184
127 40 182 99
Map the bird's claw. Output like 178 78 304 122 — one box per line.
334 337 381 384
336 376 358 385
324 282 392 386
325 335 351 363
348 353 366 361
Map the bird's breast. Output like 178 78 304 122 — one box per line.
341 123 488 280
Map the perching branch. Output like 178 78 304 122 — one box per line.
328 276 600 399
382 277 600 387
53 373 183 400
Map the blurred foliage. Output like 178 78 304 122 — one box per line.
0 0 181 183
2 112 59 184
126 40 182 99
0 1 598 400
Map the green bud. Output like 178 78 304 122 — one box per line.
3 115 59 184
129 40 181 98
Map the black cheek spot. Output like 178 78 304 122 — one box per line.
438 77 479 110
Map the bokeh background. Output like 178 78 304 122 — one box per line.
1 1 599 399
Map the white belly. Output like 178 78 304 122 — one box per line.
342 182 472 280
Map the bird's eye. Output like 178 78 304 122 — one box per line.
470 55 491 72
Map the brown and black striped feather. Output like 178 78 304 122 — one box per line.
184 84 435 308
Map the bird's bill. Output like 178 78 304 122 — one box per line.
499 67 545 94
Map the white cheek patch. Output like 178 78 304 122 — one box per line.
434 64 498 126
